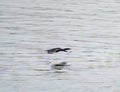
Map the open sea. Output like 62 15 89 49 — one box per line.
0 0 120 92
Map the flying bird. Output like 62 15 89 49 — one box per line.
46 48 71 54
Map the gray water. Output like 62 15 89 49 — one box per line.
0 0 120 92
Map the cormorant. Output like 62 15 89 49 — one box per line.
47 48 71 54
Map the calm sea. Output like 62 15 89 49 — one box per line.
0 0 120 92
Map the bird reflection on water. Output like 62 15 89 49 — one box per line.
51 62 69 70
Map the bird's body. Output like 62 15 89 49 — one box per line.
47 48 71 54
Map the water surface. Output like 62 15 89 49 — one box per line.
0 0 120 92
